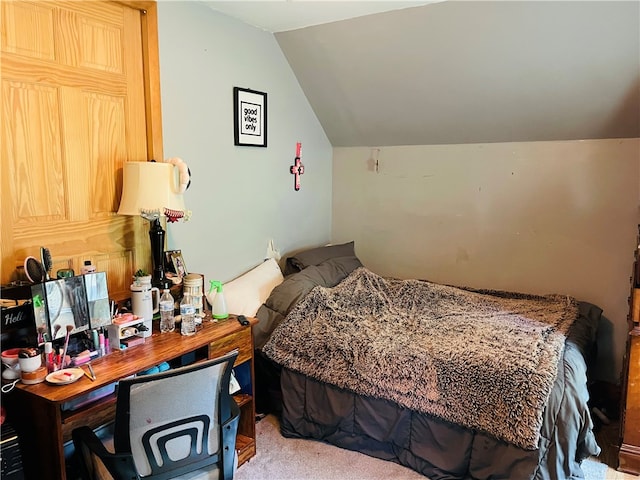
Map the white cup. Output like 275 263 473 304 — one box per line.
131 283 160 321
18 354 42 373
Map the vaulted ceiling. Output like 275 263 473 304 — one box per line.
207 1 639 147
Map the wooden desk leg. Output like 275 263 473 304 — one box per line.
8 390 65 480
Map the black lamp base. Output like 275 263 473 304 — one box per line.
149 218 166 289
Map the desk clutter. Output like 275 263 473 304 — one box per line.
1 268 153 386
0 261 235 397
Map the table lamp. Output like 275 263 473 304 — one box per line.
117 160 189 288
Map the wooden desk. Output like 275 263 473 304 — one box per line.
6 315 257 480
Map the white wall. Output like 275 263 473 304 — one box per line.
333 139 640 383
157 2 332 283
156 2 638 383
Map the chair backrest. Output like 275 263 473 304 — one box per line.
112 350 239 479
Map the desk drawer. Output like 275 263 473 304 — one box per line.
209 328 252 365
61 398 117 443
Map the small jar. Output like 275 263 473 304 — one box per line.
183 273 204 318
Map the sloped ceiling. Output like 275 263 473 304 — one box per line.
210 1 640 147
202 1 437 32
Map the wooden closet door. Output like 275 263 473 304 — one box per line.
1 1 162 300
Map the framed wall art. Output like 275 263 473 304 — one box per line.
233 87 267 147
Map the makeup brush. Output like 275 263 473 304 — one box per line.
61 325 73 368
53 324 61 340
37 326 46 344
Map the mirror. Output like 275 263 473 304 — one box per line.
84 272 111 329
45 277 90 339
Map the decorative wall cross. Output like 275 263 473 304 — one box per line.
290 142 304 191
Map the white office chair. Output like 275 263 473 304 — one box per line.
72 350 239 480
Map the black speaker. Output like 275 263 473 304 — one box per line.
1 282 37 350
1 300 36 350
0 422 25 479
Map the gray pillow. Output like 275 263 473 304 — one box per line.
254 255 362 349
284 241 355 275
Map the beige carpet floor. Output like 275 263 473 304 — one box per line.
235 415 424 480
234 415 627 480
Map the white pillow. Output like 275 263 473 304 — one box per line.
222 258 284 317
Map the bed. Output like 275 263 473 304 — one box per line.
235 242 601 480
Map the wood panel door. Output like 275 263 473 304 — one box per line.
1 1 163 300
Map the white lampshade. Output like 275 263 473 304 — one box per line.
117 161 186 218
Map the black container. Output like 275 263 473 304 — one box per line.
0 300 36 350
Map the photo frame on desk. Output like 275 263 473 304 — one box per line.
165 250 180 274
233 87 267 147
170 251 188 278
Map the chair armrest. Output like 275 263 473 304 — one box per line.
72 426 140 479
220 402 240 480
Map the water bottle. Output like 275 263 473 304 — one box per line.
159 289 175 333
180 292 196 336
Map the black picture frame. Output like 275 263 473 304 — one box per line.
233 87 267 147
